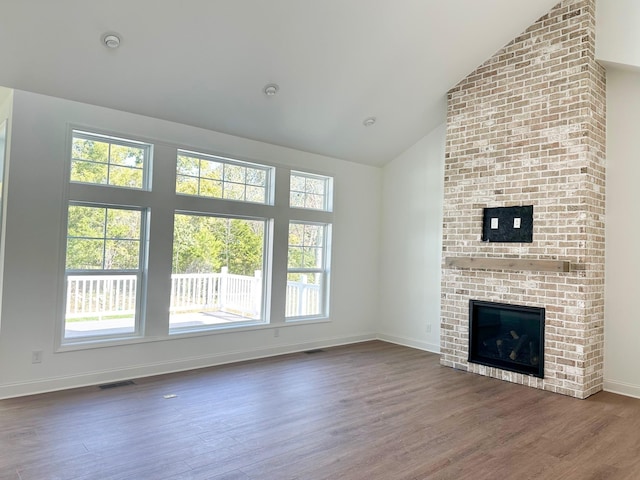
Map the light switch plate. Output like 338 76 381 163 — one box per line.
481 205 533 243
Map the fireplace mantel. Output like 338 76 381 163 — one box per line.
444 257 571 273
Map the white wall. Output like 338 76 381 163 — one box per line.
0 89 381 398
596 0 640 69
604 67 640 398
377 124 445 352
596 0 640 398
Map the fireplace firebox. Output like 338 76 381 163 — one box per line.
469 300 544 378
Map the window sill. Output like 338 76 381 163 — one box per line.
56 318 332 353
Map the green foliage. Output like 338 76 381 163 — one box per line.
71 136 145 189
172 215 264 276
288 223 324 269
67 139 266 277
225 219 264 275
172 215 223 274
175 153 267 203
66 205 141 270
67 206 264 277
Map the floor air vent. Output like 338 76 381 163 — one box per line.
98 380 136 390
304 349 325 354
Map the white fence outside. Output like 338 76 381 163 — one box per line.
66 269 321 320
170 267 262 318
285 274 322 317
66 274 138 319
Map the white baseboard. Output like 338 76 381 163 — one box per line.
377 333 440 354
0 333 376 400
603 379 640 399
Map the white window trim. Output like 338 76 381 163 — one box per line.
56 125 335 352
61 202 149 345
176 149 275 205
290 170 333 212
285 220 332 321
71 130 153 191
168 212 271 335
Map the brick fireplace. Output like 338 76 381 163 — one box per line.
440 0 606 399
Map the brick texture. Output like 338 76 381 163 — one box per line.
440 0 606 399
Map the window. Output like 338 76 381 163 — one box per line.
286 222 330 318
61 129 335 348
287 171 333 319
64 204 145 340
71 131 151 190
63 130 152 345
290 171 332 211
176 150 272 204
169 214 267 331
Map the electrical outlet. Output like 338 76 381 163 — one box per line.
31 350 43 364
274 328 280 338
426 323 432 334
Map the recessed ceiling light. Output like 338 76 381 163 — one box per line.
263 84 279 97
363 117 377 127
102 33 121 49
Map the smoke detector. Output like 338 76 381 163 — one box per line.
263 84 280 97
102 33 121 49
363 117 377 127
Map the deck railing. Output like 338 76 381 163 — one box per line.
285 274 322 317
66 269 320 320
66 274 138 319
170 268 263 317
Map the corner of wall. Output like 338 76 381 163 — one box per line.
378 123 446 352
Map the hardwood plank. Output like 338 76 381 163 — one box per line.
1 341 639 479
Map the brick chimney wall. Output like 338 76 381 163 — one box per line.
440 0 606 398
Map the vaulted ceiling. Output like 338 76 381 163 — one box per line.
0 0 559 166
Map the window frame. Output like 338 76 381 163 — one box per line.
70 130 153 191
62 202 149 344
57 126 335 350
176 149 274 205
59 127 155 350
285 220 332 321
168 211 271 334
289 170 333 212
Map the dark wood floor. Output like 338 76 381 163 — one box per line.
2 341 640 480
